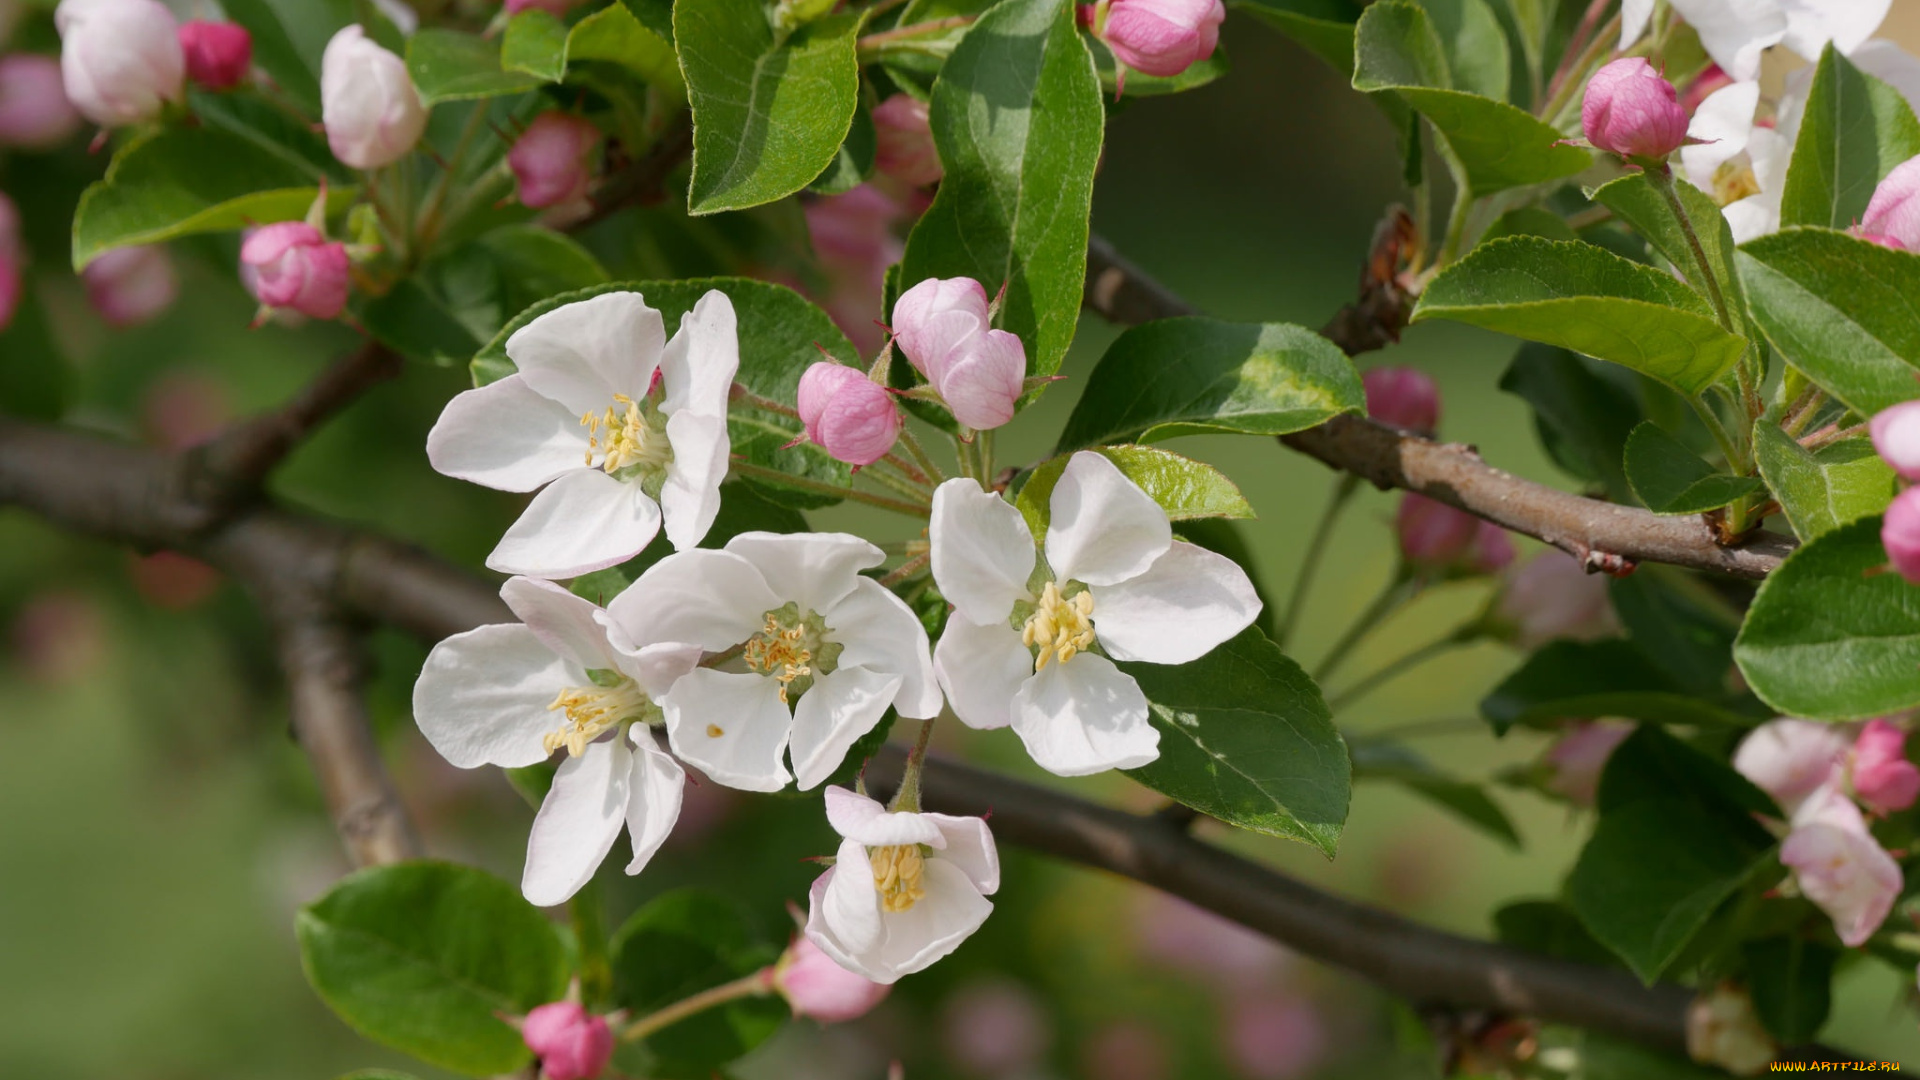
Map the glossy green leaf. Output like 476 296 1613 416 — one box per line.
1780 44 1920 231
1623 420 1763 515
296 862 570 1076
1482 640 1757 733
623 0 677 43
191 89 356 183
1350 739 1519 847
1608 570 1741 696
1414 236 1747 395
1015 445 1255 537
407 29 545 105
1589 172 1745 314
1753 425 1896 541
1056 318 1362 452
678 0 861 213
1744 936 1836 1045
220 0 354 111
502 10 571 82
71 128 354 270
810 97 874 195
1420 0 1509 102
1124 627 1350 856
571 2 686 97
1595 725 1776 820
609 890 786 1076
1735 515 1920 719
1738 228 1920 414
358 278 485 365
899 0 1103 379
1500 343 1642 500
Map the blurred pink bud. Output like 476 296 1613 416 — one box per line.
0 54 83 149
241 222 350 319
1493 550 1620 649
321 25 425 170
506 0 586 13
1852 719 1920 815
1873 401 1920 480
521 1002 613 1080
872 94 942 187
1779 785 1901 947
1467 521 1516 574
773 935 890 1023
1582 58 1689 160
1541 720 1633 806
510 112 601 210
83 245 177 327
803 185 907 354
55 0 184 127
127 550 220 609
141 371 231 451
1734 718 1852 816
1860 155 1920 252
1361 365 1439 433
941 979 1051 1076
1395 493 1479 569
892 275 1025 430
178 20 251 89
10 590 105 683
1134 892 1286 990
1101 0 1225 79
1884 485 1920 583
1082 1020 1169 1080
797 362 902 467
1680 63 1734 115
0 191 20 332
1686 983 1776 1076
1224 994 1327 1080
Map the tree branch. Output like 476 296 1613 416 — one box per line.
576 115 695 232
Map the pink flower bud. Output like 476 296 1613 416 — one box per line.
0 54 83 149
1870 400 1920 481
802 185 907 354
1224 993 1327 1080
1541 720 1633 806
1395 493 1479 569
55 0 185 127
1100 0 1226 79
178 20 251 90
872 94 942 187
892 275 1026 430
772 934 890 1022
1852 719 1920 815
1883 485 1920 583
1361 365 1440 433
241 222 351 319
83 245 177 327
893 275 989 376
1734 719 1853 816
521 1002 613 1080
1581 58 1689 160
1779 785 1901 947
321 25 426 170
1466 521 1516 574
509 112 601 210
1492 550 1620 649
796 361 902 467
1860 154 1920 254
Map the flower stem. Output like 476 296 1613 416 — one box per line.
889 717 938 814
1326 625 1479 712
977 429 997 485
1647 167 1734 335
728 460 930 516
882 451 931 487
897 424 946 485
877 551 931 588
857 15 975 55
1312 571 1421 682
731 386 803 421
1276 474 1358 650
859 459 935 503
569 879 613 1010
621 971 773 1043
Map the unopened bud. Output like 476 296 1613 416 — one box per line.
1099 0 1226 79
1884 485 1920 584
1581 58 1689 160
1395 493 1479 570
1870 399 1920 480
773 934 890 1022
509 111 602 210
1361 365 1439 434
1541 720 1632 806
892 275 1025 431
321 25 426 170
83 245 177 327
241 222 350 319
797 361 903 467
0 54 83 149
872 94 942 187
55 0 185 128
178 20 251 89
1854 718 1920 814
1466 521 1516 574
1492 550 1620 649
1860 154 1920 253
521 1001 613 1080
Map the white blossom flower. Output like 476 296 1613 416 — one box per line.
412 576 701 906
427 290 738 579
1682 80 1794 243
928 452 1262 777
1780 783 1902 947
604 532 941 793
1622 0 1889 81
804 785 999 983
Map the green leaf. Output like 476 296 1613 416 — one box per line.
1743 936 1836 1045
1015 445 1254 538
1419 0 1509 102
1622 420 1763 515
1481 639 1757 733
1500 343 1643 500
1595 725 1776 821
1780 44 1920 231
71 128 355 270
502 10 571 82
1351 0 1587 195
1056 318 1362 452
899 0 1103 380
358 278 485 365
677 0 862 213
1753 425 1896 541
474 278 856 506
1494 900 1620 967
1413 236 1748 395
1608 570 1741 696
0 291 70 421
1589 172 1745 315
296 862 570 1076
1123 627 1350 856
809 97 874 195
1735 515 1920 719
1737 227 1920 415
191 88 356 183
407 29 546 105
1350 739 1519 847
571 2 686 97
220 0 354 112
1233 0 1363 76
609 890 786 1076
623 0 678 43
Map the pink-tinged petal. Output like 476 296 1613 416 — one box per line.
427 374 589 493
933 617 1032 731
824 578 941 719
936 328 1026 431
1045 451 1172 587
624 732 686 875
501 576 617 671
1010 654 1157 776
1104 7 1202 78
725 531 885 615
790 666 903 790
658 290 740 421
659 410 729 551
486 468 662 578
661 669 793 792
1089 541 1260 664
1861 155 1920 255
606 548 779 652
524 735 632 906
825 785 946 847
1781 787 1901 947
505 291 666 417
1852 719 1920 814
1733 718 1851 815
892 276 989 377
413 624 572 769
930 478 1036 625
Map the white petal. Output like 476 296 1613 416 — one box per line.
413 624 570 769
606 549 778 652
725 531 885 614
1671 0 1786 81
1618 0 1654 50
426 375 589 493
1089 541 1261 665
501 576 617 671
825 784 946 847
1779 0 1889 60
662 669 793 791
933 617 1033 731
1044 452 1172 587
659 411 729 551
925 816 999 894
524 736 632 907
658 290 740 420
791 667 904 790
826 578 941 719
1010 655 1158 777
868 859 993 981
1682 81 1761 189
814 837 884 956
624 732 686 875
1723 194 1780 244
487 469 663 579
505 292 665 417
612 640 707 701
929 478 1036 624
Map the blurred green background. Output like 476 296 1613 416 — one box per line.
4 12 1919 1079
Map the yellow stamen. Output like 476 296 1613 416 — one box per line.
870 844 927 913
1710 158 1762 207
1021 581 1096 673
542 679 649 757
580 393 667 474
743 613 814 704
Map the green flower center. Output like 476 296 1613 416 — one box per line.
743 602 842 704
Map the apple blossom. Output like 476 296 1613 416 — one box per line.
804 785 999 983
1582 59 1689 161
1490 550 1620 649
321 25 426 170
872 94 942 187
1779 784 1902 947
178 20 251 90
1541 720 1634 807
1884 485 1920 583
241 222 350 320
1852 719 1920 815
772 933 891 1022
1682 80 1793 243
54 0 183 127
412 576 701 906
892 276 1026 431
1099 0 1225 80
0 55 82 149
1860 154 1920 252
509 112 602 211
1871 400 1920 481
1360 365 1439 434
929 453 1261 776
521 1001 614 1080
1733 717 1852 814
605 531 941 791
427 290 738 578
83 245 177 327
1681 64 1736 115
796 360 903 467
